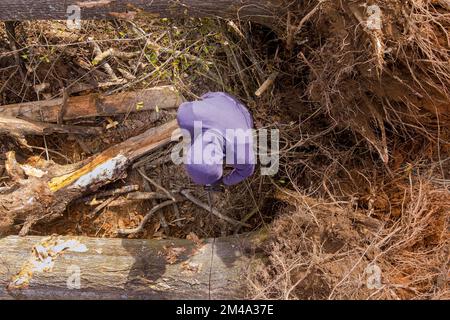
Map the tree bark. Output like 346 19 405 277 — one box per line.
0 86 183 123
0 119 180 236
0 115 104 149
0 233 263 300
0 0 283 23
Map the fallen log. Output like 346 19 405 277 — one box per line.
0 0 281 22
0 233 263 299
0 86 183 123
0 115 103 148
0 119 181 236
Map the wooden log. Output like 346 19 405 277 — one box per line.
0 0 281 21
0 233 263 299
0 115 104 149
0 86 184 123
0 119 181 236
0 115 103 144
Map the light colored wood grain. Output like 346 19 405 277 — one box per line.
0 233 263 300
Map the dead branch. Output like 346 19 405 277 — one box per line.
138 168 182 227
0 115 102 148
180 190 251 228
255 71 279 97
0 118 180 236
89 37 120 82
0 86 183 123
125 191 171 201
91 185 140 199
117 200 177 235
0 115 102 136
107 192 171 207
90 197 117 219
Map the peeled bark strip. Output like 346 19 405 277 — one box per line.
0 119 180 236
0 0 281 21
0 86 183 123
0 234 262 299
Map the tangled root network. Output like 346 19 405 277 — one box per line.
247 0 449 300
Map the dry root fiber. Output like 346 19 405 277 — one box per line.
248 179 449 300
292 0 450 163
246 0 449 300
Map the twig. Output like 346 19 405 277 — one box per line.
57 87 69 125
126 191 171 201
255 71 279 97
141 175 168 229
108 38 204 94
294 0 327 36
117 67 136 81
145 41 208 66
5 21 25 79
88 37 120 82
0 185 14 194
117 200 177 235
107 192 170 207
180 190 251 227
223 39 252 101
28 146 72 164
138 168 182 227
90 197 117 220
78 185 140 204
286 0 327 51
138 169 175 201
97 185 140 198
92 48 140 65
132 153 173 169
235 207 259 234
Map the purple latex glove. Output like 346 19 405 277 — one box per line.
177 92 255 186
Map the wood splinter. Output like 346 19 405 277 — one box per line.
255 71 279 97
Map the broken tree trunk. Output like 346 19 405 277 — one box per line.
0 115 103 148
0 119 180 236
0 0 282 22
0 86 183 123
0 233 264 299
